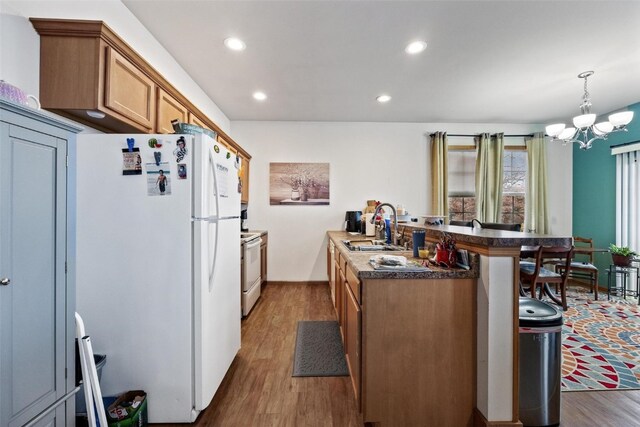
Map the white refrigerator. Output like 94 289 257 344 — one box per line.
75 133 241 423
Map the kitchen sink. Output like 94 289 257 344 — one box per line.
342 239 406 252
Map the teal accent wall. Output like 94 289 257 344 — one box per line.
572 101 640 284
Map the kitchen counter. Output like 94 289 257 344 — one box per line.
397 222 571 248
327 230 478 280
327 225 571 426
327 230 478 426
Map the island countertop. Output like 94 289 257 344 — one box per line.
397 222 572 247
327 230 479 280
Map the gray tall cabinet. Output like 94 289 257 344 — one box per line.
0 99 81 427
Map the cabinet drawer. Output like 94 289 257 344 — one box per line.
346 266 360 304
104 47 155 130
339 252 348 273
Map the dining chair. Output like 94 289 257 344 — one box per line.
554 236 599 300
520 246 574 311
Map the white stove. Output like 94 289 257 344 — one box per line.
241 232 262 316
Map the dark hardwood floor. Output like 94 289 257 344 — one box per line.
153 282 640 427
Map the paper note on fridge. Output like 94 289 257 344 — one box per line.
216 163 229 198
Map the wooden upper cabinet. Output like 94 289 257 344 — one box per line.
156 88 188 133
105 47 156 131
188 112 208 129
30 19 252 164
240 155 250 204
217 135 235 153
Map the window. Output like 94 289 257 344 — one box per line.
448 148 526 224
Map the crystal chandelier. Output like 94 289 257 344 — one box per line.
546 71 634 150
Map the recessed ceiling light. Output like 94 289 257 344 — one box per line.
376 95 392 103
253 91 267 101
224 37 246 51
405 40 427 55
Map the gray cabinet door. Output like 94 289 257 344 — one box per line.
0 122 67 427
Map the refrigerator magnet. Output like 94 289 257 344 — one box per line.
178 163 187 180
122 147 142 176
126 137 135 152
148 138 162 148
214 145 220 154
146 162 171 196
154 151 162 166
174 136 188 162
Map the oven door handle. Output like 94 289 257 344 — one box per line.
245 238 262 250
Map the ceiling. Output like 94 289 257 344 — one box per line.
123 1 640 124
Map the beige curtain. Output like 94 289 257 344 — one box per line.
475 133 504 222
430 132 448 219
525 132 549 233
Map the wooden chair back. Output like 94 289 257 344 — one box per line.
573 236 594 263
521 245 574 310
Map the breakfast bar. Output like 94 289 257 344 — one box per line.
327 225 571 426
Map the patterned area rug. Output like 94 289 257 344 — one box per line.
562 289 640 391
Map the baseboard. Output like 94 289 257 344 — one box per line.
473 408 522 427
264 280 329 286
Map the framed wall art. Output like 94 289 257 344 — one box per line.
269 162 330 205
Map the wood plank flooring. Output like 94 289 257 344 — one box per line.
153 282 640 427
156 282 361 427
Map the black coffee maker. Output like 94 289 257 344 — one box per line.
240 209 248 232
345 211 362 232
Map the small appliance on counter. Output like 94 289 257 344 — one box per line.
345 211 362 232
241 209 249 232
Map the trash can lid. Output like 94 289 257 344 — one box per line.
519 297 563 327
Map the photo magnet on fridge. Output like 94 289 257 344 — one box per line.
122 147 142 175
178 163 187 180
146 162 172 196
173 136 188 162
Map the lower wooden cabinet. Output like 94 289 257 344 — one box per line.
344 277 361 405
331 242 476 426
335 261 345 341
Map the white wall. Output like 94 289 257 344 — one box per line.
0 0 230 133
233 121 573 282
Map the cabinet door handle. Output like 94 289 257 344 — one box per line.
0 278 10 286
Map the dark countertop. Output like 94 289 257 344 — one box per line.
398 222 572 247
328 231 479 280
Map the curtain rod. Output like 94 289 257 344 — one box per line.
610 139 640 149
429 132 535 138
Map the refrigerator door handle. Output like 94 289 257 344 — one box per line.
208 149 221 292
208 221 219 292
192 216 219 222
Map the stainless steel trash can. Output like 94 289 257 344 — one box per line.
519 297 563 427
76 354 107 415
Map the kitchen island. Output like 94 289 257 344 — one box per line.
327 226 571 426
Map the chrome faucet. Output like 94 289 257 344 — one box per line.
371 203 398 246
